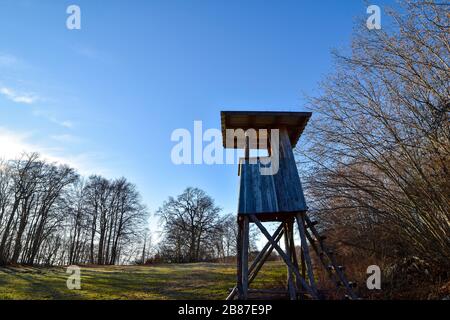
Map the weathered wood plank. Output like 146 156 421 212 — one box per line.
238 158 278 214
272 127 307 212
237 128 307 215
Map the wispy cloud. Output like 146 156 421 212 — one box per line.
0 86 39 104
0 53 76 127
0 127 106 176
0 52 31 71
48 118 74 129
50 134 81 143
31 109 74 128
74 46 100 59
71 45 114 64
0 53 19 67
59 120 74 128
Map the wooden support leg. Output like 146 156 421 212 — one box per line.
300 237 307 280
288 221 302 295
236 216 243 299
249 214 319 299
242 216 249 300
296 213 318 296
284 222 297 300
227 223 284 300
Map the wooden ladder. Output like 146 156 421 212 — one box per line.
227 213 358 300
302 214 358 299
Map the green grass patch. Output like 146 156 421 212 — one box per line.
0 261 286 300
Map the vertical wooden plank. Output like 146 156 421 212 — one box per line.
238 158 279 214
272 127 307 212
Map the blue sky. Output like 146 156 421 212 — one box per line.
0 0 395 240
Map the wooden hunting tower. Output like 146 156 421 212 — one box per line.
221 111 357 300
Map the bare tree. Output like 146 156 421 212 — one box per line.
157 187 223 262
298 0 449 270
0 153 148 266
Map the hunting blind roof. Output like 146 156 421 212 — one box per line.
220 111 312 149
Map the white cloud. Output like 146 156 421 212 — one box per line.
0 86 39 104
0 128 33 161
0 127 105 176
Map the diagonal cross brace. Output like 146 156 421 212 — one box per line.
249 214 319 299
227 223 284 300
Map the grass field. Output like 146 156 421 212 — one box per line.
0 261 287 300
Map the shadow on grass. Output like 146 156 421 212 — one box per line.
0 266 85 300
0 261 287 300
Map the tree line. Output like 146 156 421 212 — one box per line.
155 187 258 263
0 153 148 266
297 0 449 277
0 154 256 266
